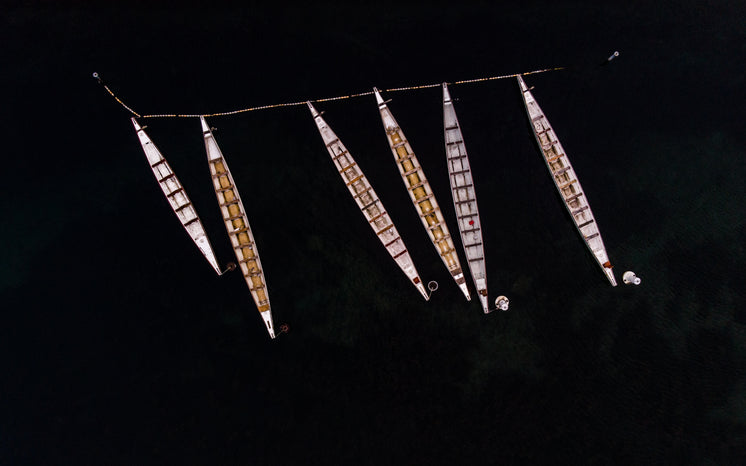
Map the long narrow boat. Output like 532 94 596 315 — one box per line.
374 88 470 300
131 118 222 275
517 76 617 286
442 84 494 312
200 116 277 338
307 102 430 300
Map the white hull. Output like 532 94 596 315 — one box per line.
307 102 429 300
374 88 470 300
442 84 491 312
517 76 617 286
131 118 221 275
201 116 277 338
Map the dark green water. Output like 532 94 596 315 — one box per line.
2 2 744 464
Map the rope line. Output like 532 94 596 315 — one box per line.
102 83 141 118
94 66 566 120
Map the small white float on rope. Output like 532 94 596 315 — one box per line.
622 271 641 285
495 296 509 312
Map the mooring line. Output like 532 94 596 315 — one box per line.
93 66 567 119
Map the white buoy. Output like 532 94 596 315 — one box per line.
424 280 439 299
622 271 641 285
495 296 509 311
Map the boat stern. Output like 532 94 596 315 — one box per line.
604 265 618 287
478 294 489 314
453 273 471 301
415 281 430 301
260 310 276 339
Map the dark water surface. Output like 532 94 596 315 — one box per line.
2 2 745 464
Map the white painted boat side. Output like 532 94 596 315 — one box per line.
517 76 617 286
131 118 222 275
442 84 491 312
201 116 277 338
307 102 429 300
374 88 470 300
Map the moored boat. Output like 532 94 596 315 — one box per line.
131 118 222 275
308 102 430 300
200 116 277 338
442 84 499 312
517 76 617 286
374 88 470 300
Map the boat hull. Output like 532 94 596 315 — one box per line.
132 118 221 275
201 116 277 338
517 76 617 286
442 84 491 312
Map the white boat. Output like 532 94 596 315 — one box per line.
374 88 470 300
442 84 495 312
307 102 430 300
131 118 222 275
517 76 617 286
200 116 277 338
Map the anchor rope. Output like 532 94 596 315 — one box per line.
101 83 141 118
94 66 566 119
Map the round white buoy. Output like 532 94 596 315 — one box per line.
623 271 641 285
495 296 509 311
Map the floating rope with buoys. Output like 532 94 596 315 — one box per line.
93 72 141 118
93 66 568 119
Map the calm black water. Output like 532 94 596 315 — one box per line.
2 2 744 464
